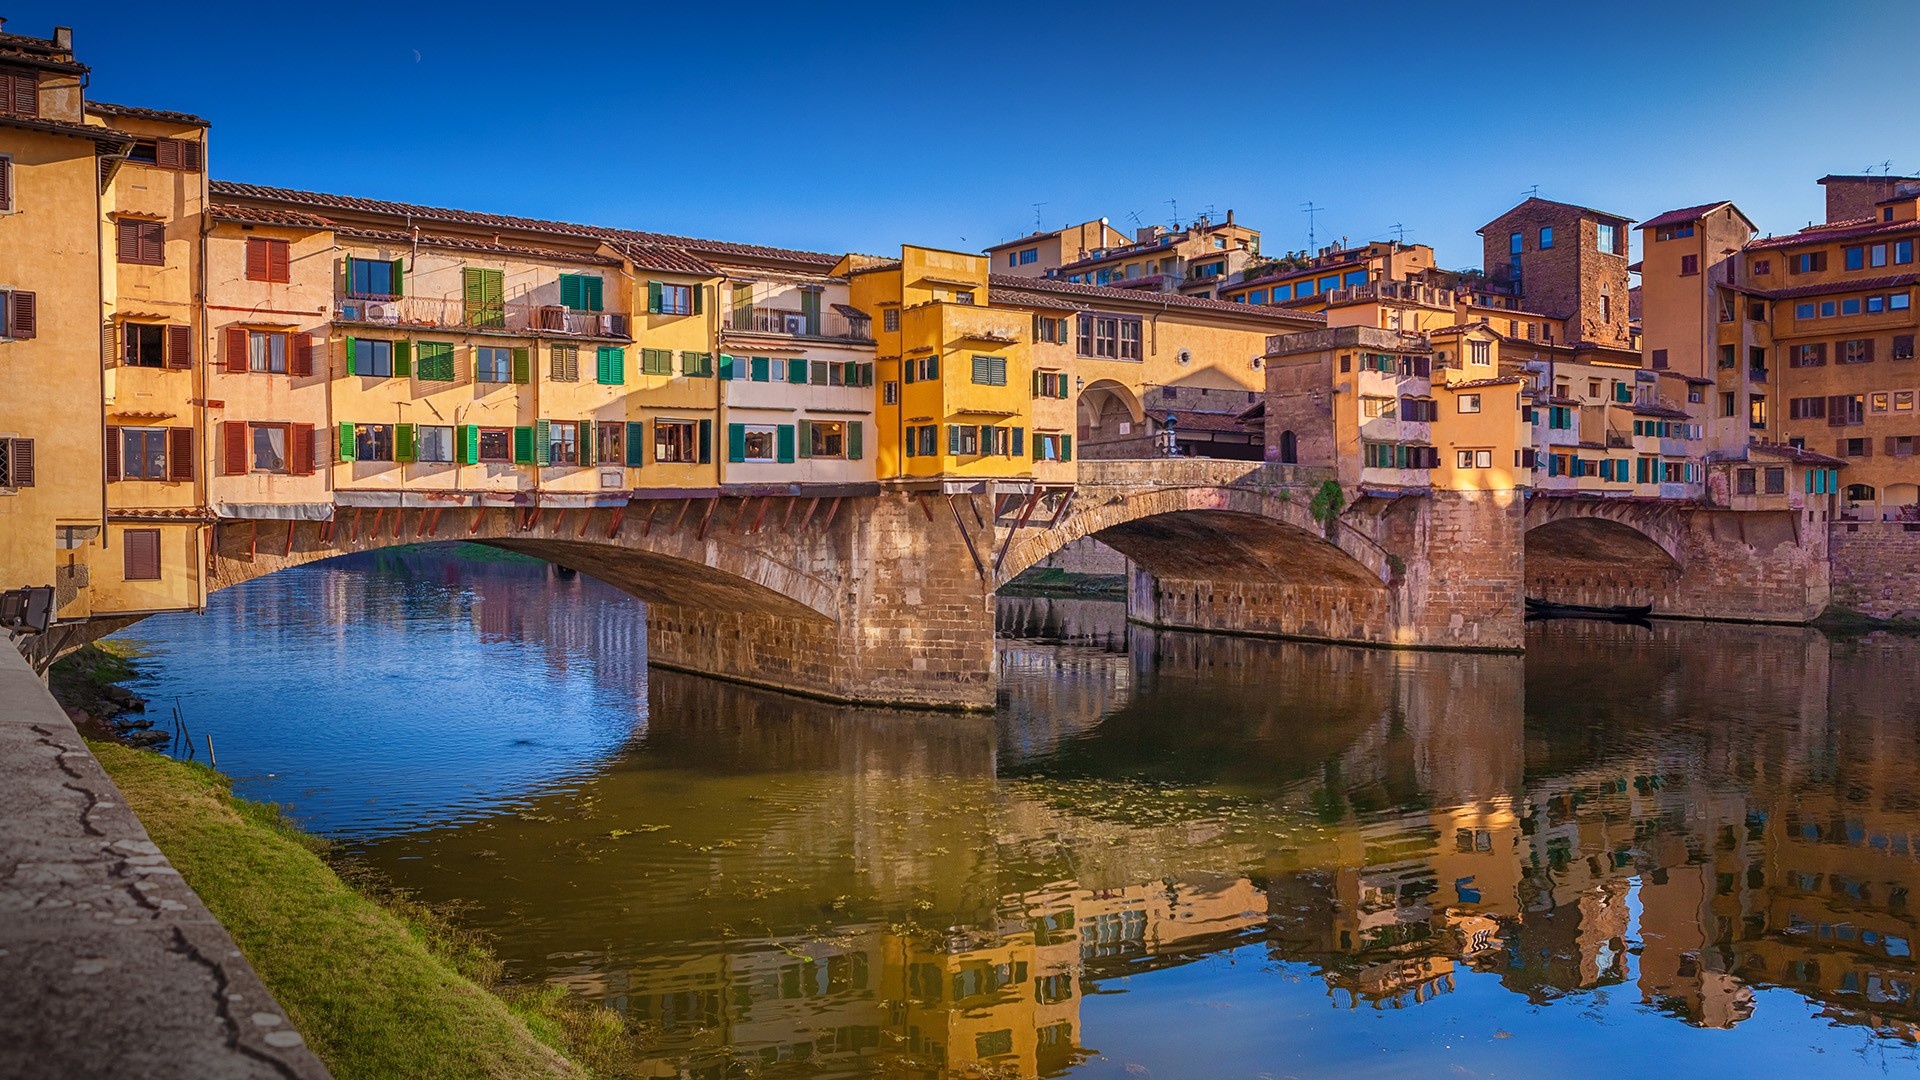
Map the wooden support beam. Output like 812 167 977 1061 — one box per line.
672 497 693 532
368 508 384 543
469 507 483 535
249 520 259 560
285 519 296 557
349 507 362 544
578 508 595 539
749 496 770 533
993 490 1043 574
640 501 660 537
730 496 751 534
798 496 820 531
781 496 798 530
606 504 627 539
823 496 843 530
696 497 719 541
1046 488 1076 528
392 507 405 539
426 507 443 537
917 494 934 522
946 494 986 580
967 494 984 530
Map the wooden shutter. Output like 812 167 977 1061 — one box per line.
290 424 315 476
225 326 249 373
584 276 603 312
5 437 31 486
777 425 795 463
138 221 162 264
395 423 417 463
1828 395 1848 426
728 423 746 463
344 336 356 376
338 423 355 463
167 427 194 482
165 324 192 368
698 419 712 464
532 421 550 466
1865 338 1877 363
8 71 36 117
394 340 411 378
847 421 863 461
267 240 289 283
0 156 11 213
458 425 479 465
512 347 531 385
123 530 161 582
104 425 121 482
222 422 249 475
291 332 314 377
245 237 268 280
175 139 203 173
797 420 812 459
155 138 181 169
560 274 581 310
513 425 535 465
577 421 595 466
647 281 662 314
625 422 645 467
8 290 34 339
388 259 405 298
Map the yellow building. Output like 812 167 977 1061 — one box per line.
984 217 1129 279
1221 240 1436 313
1049 211 1262 298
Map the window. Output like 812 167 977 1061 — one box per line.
1075 314 1143 360
1721 391 1736 418
806 420 846 458
119 428 168 479
1845 246 1866 271
1873 244 1889 268
1018 248 1038 265
123 529 161 582
1792 343 1827 367
587 422 620 466
1600 293 1612 322
1796 302 1816 320
1750 394 1768 428
596 346 625 385
346 256 401 299
649 281 695 317
417 426 453 463
883 380 899 405
953 290 975 305
1749 301 1767 321
1596 223 1619 254
1509 231 1523 256
249 330 287 373
1680 254 1699 276
737 425 777 462
971 354 1008 385
947 424 980 456
549 344 579 382
116 219 164 265
1361 396 1397 419
1470 340 1491 366
476 346 513 383
354 423 395 461
1652 348 1669 370
1872 391 1891 413
1539 226 1554 249
121 323 167 368
1822 301 1837 318
882 308 900 333
1458 394 1481 413
1 69 38 119
1897 390 1916 411
248 424 288 473
351 338 394 377
1840 338 1874 364
546 421 577 465
558 273 603 312
127 137 201 171
1899 241 1915 265
1766 467 1787 494
1736 468 1757 495
640 348 674 376
245 238 290 283
1789 397 1827 420
463 267 505 328
1869 295 1886 313
655 420 700 463
1843 298 1862 316
1844 439 1869 458
1752 258 1771 275
1894 292 1913 310
477 427 512 462
1791 252 1827 274
681 351 713 377
416 342 456 382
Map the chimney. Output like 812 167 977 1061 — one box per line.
54 26 73 51
1226 209 1235 225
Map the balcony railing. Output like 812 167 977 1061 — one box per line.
334 295 630 340
1325 281 1456 308
725 305 872 342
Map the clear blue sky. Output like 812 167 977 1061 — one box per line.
19 2 1920 267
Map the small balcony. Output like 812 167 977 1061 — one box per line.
334 295 631 340
725 305 873 342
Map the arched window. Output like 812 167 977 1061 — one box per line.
1846 483 1877 503
1279 430 1298 464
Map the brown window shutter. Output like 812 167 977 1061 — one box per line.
245 237 267 280
9 72 35 117
1864 437 1874 458
1888 436 1900 455
116 219 140 263
140 222 162 265
104 425 121 482
222 422 249 476
103 321 117 366
155 138 180 170
1815 342 1827 365
165 324 192 369
7 437 32 487
290 332 314 377
268 240 289 283
0 156 11 213
224 326 249 373
167 427 194 482
1828 395 1847 426
123 529 161 581
290 424 315 476
178 139 203 173
1865 338 1876 363
1838 438 1847 456
8 290 33 339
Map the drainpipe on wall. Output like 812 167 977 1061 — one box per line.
195 172 211 609
714 271 730 491
95 147 109 556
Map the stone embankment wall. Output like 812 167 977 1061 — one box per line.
1829 520 1920 619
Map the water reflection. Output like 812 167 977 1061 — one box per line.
116 555 1920 1077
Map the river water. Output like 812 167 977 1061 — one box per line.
111 545 1920 1078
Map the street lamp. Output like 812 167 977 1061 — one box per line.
1159 412 1180 457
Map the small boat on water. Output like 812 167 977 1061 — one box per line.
1525 597 1653 620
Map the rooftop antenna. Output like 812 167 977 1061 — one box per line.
1522 185 1541 199
1199 203 1217 226
1166 198 1180 230
1030 202 1048 232
1300 201 1322 252
1388 223 1410 244
1127 210 1144 229
1880 160 1895 175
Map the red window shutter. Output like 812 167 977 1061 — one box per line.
155 138 180 170
116 219 141 263
222 422 249 475
167 427 194 482
291 332 313 377
290 424 315 476
7 437 32 487
104 425 121 482
267 240 289 283
224 326 249 373
123 530 160 581
8 290 33 339
165 324 192 369
245 238 267 281
0 156 11 213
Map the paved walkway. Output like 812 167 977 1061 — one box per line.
0 643 330 1079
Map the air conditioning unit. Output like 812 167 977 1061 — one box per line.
338 302 362 321
364 303 399 325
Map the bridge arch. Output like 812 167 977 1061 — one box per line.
1522 497 1688 607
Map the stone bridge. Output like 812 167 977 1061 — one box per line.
77 462 1826 711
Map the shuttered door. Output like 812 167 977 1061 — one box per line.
167 427 194 482
225 327 249 373
123 529 162 582
104 425 121 482
166 324 192 368
290 424 315 476
222 422 248 475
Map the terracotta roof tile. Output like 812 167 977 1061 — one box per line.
1637 202 1732 230
988 274 1324 323
605 241 716 277
1444 376 1526 389
86 101 209 127
209 203 333 229
335 227 623 266
1746 216 1920 251
1630 403 1694 420
1748 272 1919 300
0 113 131 148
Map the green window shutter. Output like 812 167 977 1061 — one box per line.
512 347 530 385
395 423 417 463
393 340 411 378
389 258 405 298
843 361 858 385
513 426 534 465
860 362 873 386
718 354 734 380
800 289 819 335
1061 434 1072 461
926 354 939 379
600 347 626 385
777 424 795 463
626 422 646 467
797 420 812 458
848 421 863 460
728 423 746 463
463 268 483 312
948 425 959 455
585 276 603 312
559 273 581 310
345 337 358 376
578 420 595 465
647 281 662 314
692 284 705 315
459 425 479 465
339 422 356 462
698 419 712 464
788 358 808 383
1011 427 1024 457
750 356 770 382
533 420 552 466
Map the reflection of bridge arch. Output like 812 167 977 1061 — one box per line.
207 504 843 623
